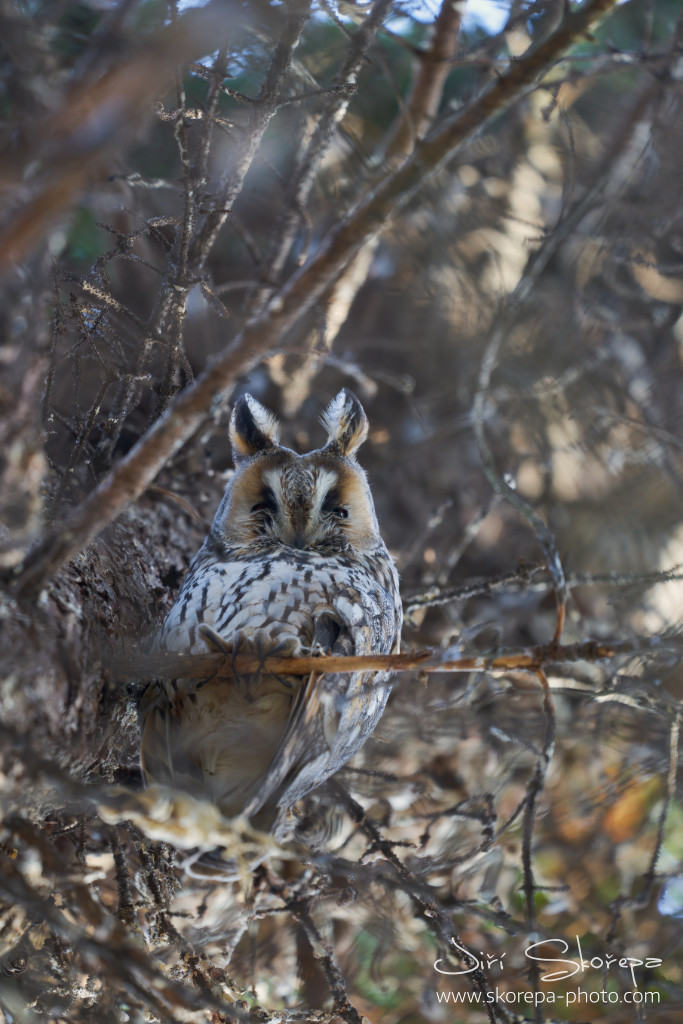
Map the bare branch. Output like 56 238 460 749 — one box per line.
121 633 683 683
0 5 235 270
6 0 620 597
250 0 396 308
384 0 463 161
278 0 463 412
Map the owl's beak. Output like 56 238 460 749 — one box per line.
290 509 308 549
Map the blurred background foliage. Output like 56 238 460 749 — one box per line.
1 0 683 1021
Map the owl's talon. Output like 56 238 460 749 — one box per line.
269 636 301 659
200 627 301 686
199 623 234 656
198 626 251 688
246 637 300 696
272 674 295 690
252 633 268 668
231 632 249 688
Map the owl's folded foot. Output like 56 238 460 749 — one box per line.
198 625 300 692
198 625 250 688
259 635 302 690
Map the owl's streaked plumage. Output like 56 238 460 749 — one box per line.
140 389 402 832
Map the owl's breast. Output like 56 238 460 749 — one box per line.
159 542 397 657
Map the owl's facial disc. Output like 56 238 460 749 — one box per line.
257 466 347 549
217 437 379 551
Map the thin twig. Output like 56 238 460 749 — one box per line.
403 564 683 614
335 785 505 1024
471 70 661 646
247 0 395 315
644 709 680 891
520 668 556 931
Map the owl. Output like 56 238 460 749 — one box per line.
140 389 402 834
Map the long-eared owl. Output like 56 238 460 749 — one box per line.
140 389 402 832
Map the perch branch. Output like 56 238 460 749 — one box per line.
122 634 682 682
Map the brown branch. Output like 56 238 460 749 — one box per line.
6 0 619 598
121 634 681 683
277 0 463 414
384 0 462 161
0 5 234 270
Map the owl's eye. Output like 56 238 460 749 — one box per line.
322 490 348 520
251 491 276 515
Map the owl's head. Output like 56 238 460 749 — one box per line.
211 390 381 552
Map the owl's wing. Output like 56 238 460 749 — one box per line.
242 605 396 821
241 612 354 818
241 668 325 819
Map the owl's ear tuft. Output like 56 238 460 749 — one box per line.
230 394 281 464
321 389 369 458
